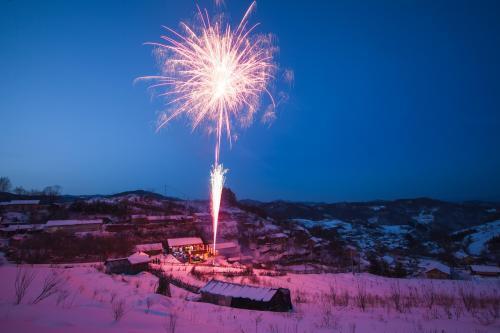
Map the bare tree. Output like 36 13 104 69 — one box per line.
32 271 63 304
14 266 36 304
145 297 154 314
165 313 178 333
43 185 62 202
13 186 28 195
389 281 403 312
254 313 263 333
355 281 368 311
111 299 126 321
0 177 12 192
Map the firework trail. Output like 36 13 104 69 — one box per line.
138 1 276 257
210 164 227 254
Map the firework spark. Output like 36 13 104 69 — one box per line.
139 1 276 258
210 163 227 255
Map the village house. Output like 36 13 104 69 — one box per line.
227 255 253 264
469 265 500 277
134 243 164 256
0 224 44 236
208 241 240 258
44 219 103 233
167 237 209 262
167 237 204 252
193 212 211 223
0 200 41 212
422 262 451 279
130 214 193 224
199 279 292 312
105 252 150 275
104 223 137 232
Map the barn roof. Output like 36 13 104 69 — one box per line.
200 279 279 302
167 237 203 247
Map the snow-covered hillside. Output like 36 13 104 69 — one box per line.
455 220 500 256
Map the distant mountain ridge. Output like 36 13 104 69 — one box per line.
0 190 180 204
240 197 500 231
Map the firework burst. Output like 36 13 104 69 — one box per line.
138 1 277 258
140 1 276 164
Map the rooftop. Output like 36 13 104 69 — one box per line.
208 241 239 250
167 237 204 247
135 243 163 252
45 219 103 227
0 224 42 232
131 215 189 221
422 261 451 275
0 200 40 206
200 279 279 302
127 252 150 265
470 265 500 273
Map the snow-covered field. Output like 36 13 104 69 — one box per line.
1 262 499 333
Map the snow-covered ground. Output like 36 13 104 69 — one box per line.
1 262 499 333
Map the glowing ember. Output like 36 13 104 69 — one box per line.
139 1 276 258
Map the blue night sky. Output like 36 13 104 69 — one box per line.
1 0 499 202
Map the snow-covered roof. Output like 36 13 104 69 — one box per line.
208 241 238 250
422 261 450 275
382 255 395 265
227 255 253 262
162 254 180 264
194 212 211 217
45 219 103 227
0 224 41 232
167 237 203 247
0 200 40 206
135 243 163 252
132 215 188 221
127 252 150 265
470 265 500 274
454 250 469 259
310 236 323 243
200 280 279 302
269 233 288 239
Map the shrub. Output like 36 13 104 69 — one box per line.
111 299 126 322
14 266 36 305
32 270 63 304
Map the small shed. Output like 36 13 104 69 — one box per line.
469 265 500 277
199 279 292 312
105 252 150 275
134 243 164 256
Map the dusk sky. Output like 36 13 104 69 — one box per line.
1 0 499 202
